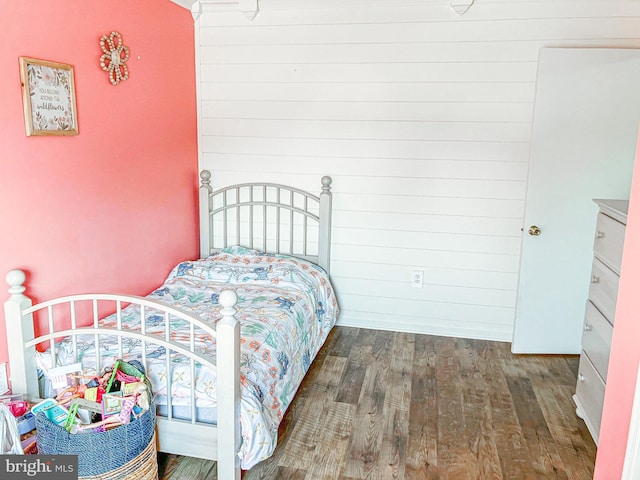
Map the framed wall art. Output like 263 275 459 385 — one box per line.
19 57 78 136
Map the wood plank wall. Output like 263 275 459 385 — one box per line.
196 0 640 341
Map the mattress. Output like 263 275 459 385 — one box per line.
38 246 339 468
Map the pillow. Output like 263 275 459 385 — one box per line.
217 245 261 256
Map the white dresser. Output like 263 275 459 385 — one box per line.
574 199 628 444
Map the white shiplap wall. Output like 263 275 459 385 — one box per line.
195 0 640 341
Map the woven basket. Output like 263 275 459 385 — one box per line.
80 433 158 480
36 404 156 477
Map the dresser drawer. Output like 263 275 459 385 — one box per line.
582 301 613 380
575 354 606 442
593 212 626 274
588 257 619 324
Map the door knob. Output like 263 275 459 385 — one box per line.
528 225 541 236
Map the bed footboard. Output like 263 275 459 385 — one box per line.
4 269 241 480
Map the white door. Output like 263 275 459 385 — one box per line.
512 48 640 353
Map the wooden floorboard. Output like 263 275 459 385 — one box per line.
158 327 596 480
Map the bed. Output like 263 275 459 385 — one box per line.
3 170 337 480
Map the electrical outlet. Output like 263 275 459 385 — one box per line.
0 363 8 395
411 269 424 288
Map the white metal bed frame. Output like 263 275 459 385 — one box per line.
3 170 333 480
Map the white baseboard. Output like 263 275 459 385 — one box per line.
336 313 513 343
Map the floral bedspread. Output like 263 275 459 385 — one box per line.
49 246 339 468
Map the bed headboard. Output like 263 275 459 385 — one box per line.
198 171 333 272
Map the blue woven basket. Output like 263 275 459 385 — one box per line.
35 406 155 477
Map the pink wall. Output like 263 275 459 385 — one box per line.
0 2 198 377
594 129 640 478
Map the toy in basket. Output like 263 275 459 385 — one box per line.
35 360 157 480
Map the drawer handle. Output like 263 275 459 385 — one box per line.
584 324 593 332
579 373 585 382
596 231 605 239
591 276 600 284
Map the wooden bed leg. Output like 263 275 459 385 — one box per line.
217 289 241 480
4 270 39 398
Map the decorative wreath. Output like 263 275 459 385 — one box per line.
99 31 130 86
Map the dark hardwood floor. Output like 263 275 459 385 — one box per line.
158 326 596 479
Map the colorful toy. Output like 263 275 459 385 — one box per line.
31 398 72 426
74 396 136 433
